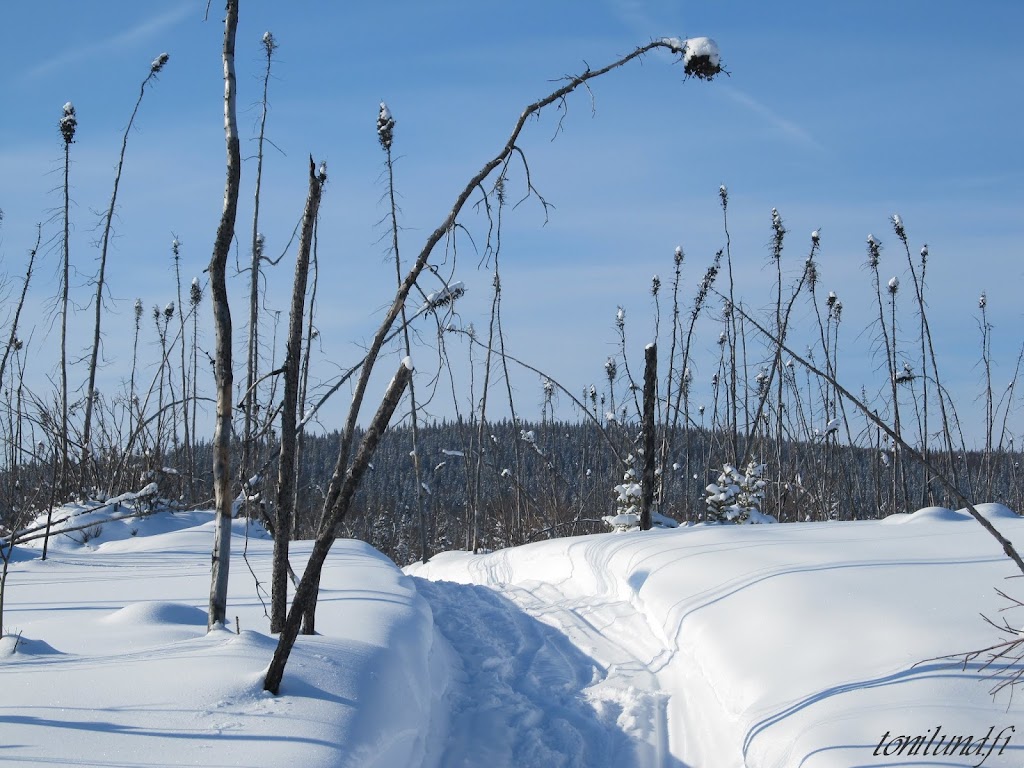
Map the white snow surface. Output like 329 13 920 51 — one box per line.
661 36 721 66
3 502 1024 766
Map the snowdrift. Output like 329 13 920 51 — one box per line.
2 510 446 768
410 505 1024 767
3 503 1024 767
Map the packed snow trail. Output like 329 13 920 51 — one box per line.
410 513 1024 768
410 575 687 768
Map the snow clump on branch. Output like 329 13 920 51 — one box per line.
660 36 722 80
59 102 77 144
377 101 394 151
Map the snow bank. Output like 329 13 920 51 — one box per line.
411 510 1024 767
1 510 447 768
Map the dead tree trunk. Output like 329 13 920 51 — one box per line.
641 343 657 531
207 0 240 631
262 35 721 687
271 157 325 633
264 360 412 693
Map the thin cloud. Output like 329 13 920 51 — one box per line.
605 0 677 40
721 85 827 154
23 5 195 81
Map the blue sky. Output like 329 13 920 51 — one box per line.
1 1 1022 443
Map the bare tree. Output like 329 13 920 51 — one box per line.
207 0 240 632
241 30 278 498
263 35 723 691
79 54 169 494
379 101 431 563
271 157 326 633
58 102 77 502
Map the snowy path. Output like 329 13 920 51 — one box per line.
412 576 687 768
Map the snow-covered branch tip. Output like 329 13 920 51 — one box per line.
419 281 466 313
659 36 723 80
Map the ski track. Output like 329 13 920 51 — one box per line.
412 576 686 768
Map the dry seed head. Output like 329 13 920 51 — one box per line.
719 184 728 208
891 213 906 242
866 234 881 268
262 31 277 57
651 274 661 296
605 357 617 383
979 291 987 310
771 207 786 259
674 245 683 266
887 276 899 295
190 277 202 307
804 256 817 289
164 301 175 320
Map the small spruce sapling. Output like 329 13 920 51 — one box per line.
705 462 776 524
604 456 642 531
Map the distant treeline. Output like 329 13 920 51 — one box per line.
159 419 1022 564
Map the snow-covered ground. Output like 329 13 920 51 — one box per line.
3 503 1023 767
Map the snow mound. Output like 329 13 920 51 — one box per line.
966 502 1020 520
102 601 208 627
880 505 968 524
0 634 63 658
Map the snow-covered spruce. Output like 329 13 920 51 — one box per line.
705 462 777 524
604 471 642 531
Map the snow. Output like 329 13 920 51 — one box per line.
682 36 720 66
3 502 1024 766
419 280 466 312
661 36 721 67
106 481 159 505
2 509 441 768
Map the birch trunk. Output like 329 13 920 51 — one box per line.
207 0 240 631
